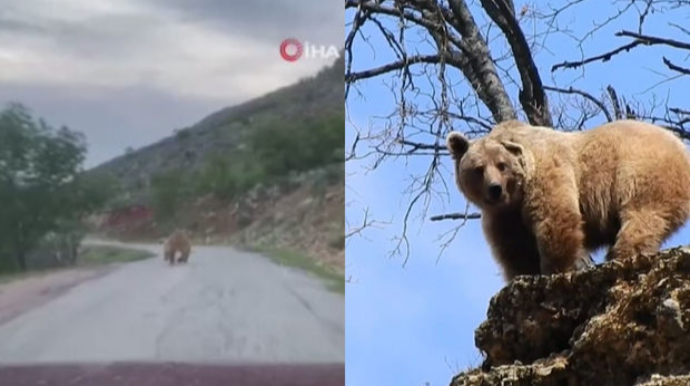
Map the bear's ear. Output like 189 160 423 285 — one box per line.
446 131 470 159
501 140 523 156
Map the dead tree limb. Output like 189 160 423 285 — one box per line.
430 212 481 221
480 0 552 127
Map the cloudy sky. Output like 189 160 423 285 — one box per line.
0 0 342 168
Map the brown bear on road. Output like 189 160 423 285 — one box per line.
163 230 192 265
446 119 690 281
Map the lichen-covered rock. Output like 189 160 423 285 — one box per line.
638 375 690 386
451 247 690 386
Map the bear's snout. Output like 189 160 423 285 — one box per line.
487 183 503 201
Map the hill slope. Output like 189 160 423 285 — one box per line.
87 55 344 274
89 56 343 197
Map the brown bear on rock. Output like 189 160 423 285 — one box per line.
163 230 192 265
446 119 690 281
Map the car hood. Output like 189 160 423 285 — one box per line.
0 362 344 386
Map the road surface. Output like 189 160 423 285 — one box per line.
0 240 344 365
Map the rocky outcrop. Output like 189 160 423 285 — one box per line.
451 247 690 386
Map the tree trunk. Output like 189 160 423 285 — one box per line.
68 234 79 265
16 248 27 271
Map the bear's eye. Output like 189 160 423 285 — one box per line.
473 166 484 176
497 162 507 172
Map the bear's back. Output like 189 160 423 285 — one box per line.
577 120 690 178
165 230 191 251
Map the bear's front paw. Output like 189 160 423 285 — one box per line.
574 253 596 271
540 251 587 275
539 256 573 276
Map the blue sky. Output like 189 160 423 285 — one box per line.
344 3 690 386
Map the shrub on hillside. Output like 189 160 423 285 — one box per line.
150 168 191 222
196 156 238 200
247 112 344 178
192 112 343 203
196 155 267 200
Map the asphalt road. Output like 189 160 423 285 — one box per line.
0 240 344 365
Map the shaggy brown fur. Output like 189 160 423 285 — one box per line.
447 119 690 281
163 230 192 265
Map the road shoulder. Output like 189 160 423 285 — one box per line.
0 266 115 326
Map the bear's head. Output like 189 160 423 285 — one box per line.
446 131 526 212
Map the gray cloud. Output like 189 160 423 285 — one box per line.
152 0 343 45
0 0 342 168
0 83 228 168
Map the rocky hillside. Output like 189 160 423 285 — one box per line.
88 55 343 198
451 248 690 386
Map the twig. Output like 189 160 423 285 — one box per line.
544 85 612 122
616 30 690 51
552 41 640 72
663 57 690 76
606 85 622 120
553 30 690 72
670 107 690 116
345 207 387 239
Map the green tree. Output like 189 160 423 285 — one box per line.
150 168 190 222
197 155 239 200
247 112 344 177
0 103 106 271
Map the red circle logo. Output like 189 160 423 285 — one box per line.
280 38 303 62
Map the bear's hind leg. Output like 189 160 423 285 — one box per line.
606 209 678 261
178 251 189 263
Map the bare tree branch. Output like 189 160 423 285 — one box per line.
430 212 481 221
553 29 690 72
435 201 477 263
663 57 690 76
544 85 613 122
345 207 389 239
616 30 690 51
606 85 623 120
552 41 641 72
670 107 690 116
480 0 552 127
346 55 446 83
396 139 447 152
